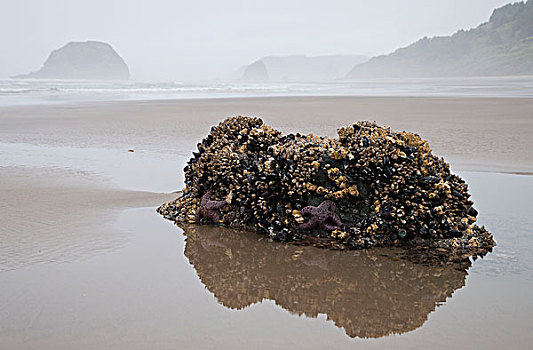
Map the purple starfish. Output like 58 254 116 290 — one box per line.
195 190 227 224
300 200 342 232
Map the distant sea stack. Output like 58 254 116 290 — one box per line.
241 55 368 82
14 41 130 80
241 60 269 81
346 0 533 78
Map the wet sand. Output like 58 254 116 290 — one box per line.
1 97 533 349
0 166 175 272
1 96 532 174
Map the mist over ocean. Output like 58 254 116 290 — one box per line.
2 0 533 347
1 76 532 106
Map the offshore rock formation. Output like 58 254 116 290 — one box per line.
182 224 468 338
158 116 495 264
240 55 368 82
241 60 269 81
14 41 130 80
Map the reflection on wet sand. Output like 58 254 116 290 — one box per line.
182 224 469 339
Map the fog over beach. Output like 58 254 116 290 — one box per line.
1 1 533 349
0 0 518 81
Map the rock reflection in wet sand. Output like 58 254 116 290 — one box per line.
181 224 468 339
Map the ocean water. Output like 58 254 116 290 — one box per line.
1 76 532 106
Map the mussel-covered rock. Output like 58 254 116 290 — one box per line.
158 116 495 264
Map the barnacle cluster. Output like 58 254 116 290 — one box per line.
158 116 495 263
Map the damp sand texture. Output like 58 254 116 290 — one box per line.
1 96 533 349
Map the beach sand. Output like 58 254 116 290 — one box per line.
0 166 175 272
1 97 532 173
1 97 532 349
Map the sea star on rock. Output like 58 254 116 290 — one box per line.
195 190 227 224
299 200 342 232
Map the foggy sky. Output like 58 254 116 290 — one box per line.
0 0 513 81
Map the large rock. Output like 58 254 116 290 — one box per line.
158 116 495 264
241 60 269 81
14 41 130 80
241 55 368 82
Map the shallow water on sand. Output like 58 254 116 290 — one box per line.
0 142 187 193
1 171 532 349
1 98 532 348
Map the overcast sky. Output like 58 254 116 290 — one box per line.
0 0 513 81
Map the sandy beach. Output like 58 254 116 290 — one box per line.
1 96 533 349
2 96 532 174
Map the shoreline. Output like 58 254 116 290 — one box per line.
2 93 533 109
1 75 532 107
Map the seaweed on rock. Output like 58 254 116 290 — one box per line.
158 116 495 264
